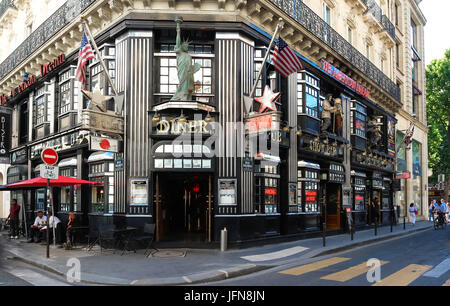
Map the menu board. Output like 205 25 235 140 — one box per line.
218 179 237 206
130 179 148 206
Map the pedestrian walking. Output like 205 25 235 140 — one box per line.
409 203 417 225
5 199 21 239
429 201 435 222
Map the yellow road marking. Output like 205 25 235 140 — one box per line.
443 279 450 286
321 261 390 282
372 264 432 286
279 257 351 276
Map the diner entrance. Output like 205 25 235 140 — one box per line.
325 183 341 230
154 173 212 242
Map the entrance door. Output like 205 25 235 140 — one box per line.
326 184 341 230
155 173 211 242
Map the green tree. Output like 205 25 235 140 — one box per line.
426 49 450 201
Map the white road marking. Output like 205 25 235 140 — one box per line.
423 258 450 278
241 246 309 262
7 268 70 286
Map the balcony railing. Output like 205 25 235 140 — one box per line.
366 0 382 24
270 0 400 102
0 0 16 20
382 15 395 40
0 0 95 81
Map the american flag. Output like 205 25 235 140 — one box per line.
75 31 95 89
273 38 304 78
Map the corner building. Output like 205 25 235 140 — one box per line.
0 0 427 245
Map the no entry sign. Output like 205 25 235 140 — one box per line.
41 148 58 165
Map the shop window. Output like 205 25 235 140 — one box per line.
156 43 214 103
88 151 115 214
354 186 365 211
254 162 280 214
90 176 105 213
297 162 320 213
33 85 49 125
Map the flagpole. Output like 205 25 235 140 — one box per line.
249 21 283 100
80 16 118 96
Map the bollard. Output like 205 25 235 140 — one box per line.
322 222 326 247
220 227 227 252
403 216 406 230
374 219 377 236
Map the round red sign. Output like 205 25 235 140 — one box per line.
41 148 58 165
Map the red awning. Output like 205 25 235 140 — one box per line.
1 176 97 189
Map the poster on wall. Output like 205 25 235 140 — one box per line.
0 107 12 164
386 116 395 157
218 179 237 206
130 178 148 206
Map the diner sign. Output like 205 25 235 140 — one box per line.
0 54 65 106
40 54 65 78
321 59 370 98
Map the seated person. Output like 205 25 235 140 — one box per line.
42 212 63 244
28 211 47 243
64 212 79 249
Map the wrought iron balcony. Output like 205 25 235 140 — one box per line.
382 14 395 40
0 0 16 20
0 0 95 81
365 0 382 24
269 0 400 102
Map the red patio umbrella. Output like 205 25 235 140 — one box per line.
2 176 97 188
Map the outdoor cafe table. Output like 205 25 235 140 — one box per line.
112 226 137 255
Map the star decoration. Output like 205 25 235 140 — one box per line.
254 85 281 113
82 84 112 113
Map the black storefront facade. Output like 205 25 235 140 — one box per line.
3 15 398 246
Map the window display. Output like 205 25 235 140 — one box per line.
297 161 320 213
254 161 280 214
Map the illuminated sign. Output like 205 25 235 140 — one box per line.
355 194 364 201
321 59 370 98
247 114 273 132
265 188 277 195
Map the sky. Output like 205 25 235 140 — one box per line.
418 0 450 65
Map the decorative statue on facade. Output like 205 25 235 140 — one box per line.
366 116 383 151
170 17 201 102
320 94 338 138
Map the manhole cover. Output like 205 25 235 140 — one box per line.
149 249 186 258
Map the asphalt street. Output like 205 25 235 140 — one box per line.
0 246 77 286
202 227 450 286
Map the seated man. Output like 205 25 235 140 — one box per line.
42 212 63 244
28 211 47 243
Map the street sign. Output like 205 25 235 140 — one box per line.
40 165 59 179
41 148 58 165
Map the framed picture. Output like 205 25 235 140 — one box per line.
130 178 148 206
218 179 237 206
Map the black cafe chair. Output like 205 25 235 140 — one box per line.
133 223 157 256
98 224 116 253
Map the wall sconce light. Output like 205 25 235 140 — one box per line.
178 110 187 123
296 127 303 136
152 111 160 123
315 137 320 142
205 112 213 123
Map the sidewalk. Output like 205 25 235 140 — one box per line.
0 221 432 285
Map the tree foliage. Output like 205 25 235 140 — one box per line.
426 49 450 191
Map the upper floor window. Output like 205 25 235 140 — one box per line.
366 43 371 60
347 26 353 45
323 3 331 25
155 43 214 104
394 3 400 26
297 72 320 119
18 101 28 145
351 101 367 138
88 44 116 110
410 19 417 50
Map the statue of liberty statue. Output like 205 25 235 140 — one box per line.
170 17 201 101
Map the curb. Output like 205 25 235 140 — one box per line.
2 224 432 286
312 225 432 258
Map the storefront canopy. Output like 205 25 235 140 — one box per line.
0 176 97 190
